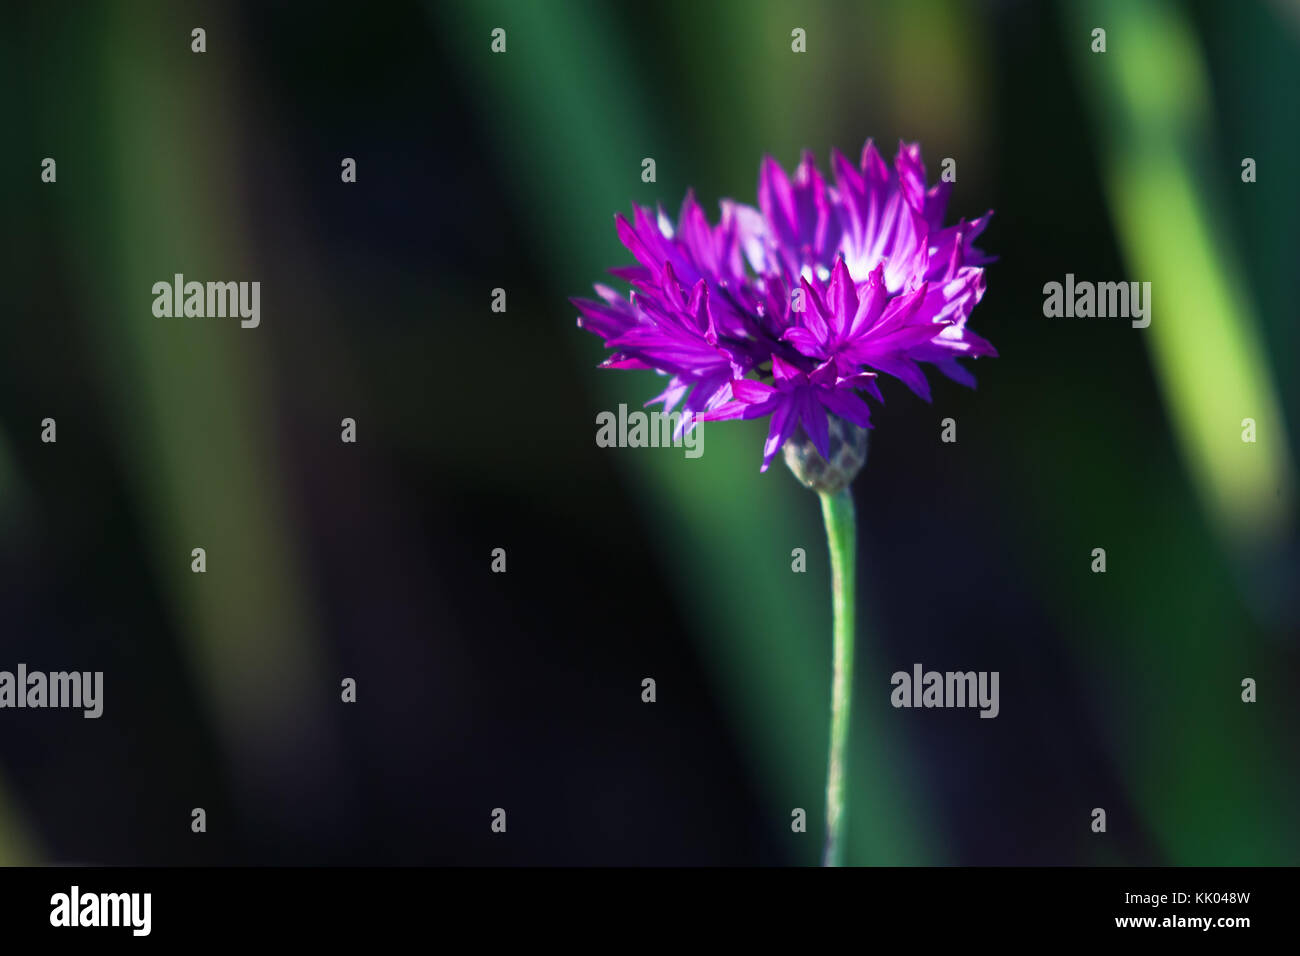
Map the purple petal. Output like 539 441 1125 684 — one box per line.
819 387 875 429
771 355 808 386
894 141 927 213
781 326 827 358
759 156 798 248
800 390 831 459
825 257 858 337
732 378 778 403
760 396 799 471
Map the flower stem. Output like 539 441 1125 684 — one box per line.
819 487 856 867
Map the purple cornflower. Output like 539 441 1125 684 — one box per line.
574 140 997 473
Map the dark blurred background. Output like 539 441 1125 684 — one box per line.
0 0 1296 865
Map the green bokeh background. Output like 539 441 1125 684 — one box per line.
0 0 1296 865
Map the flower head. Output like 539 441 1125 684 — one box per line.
574 140 996 474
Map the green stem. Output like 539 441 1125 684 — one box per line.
819 487 856 867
